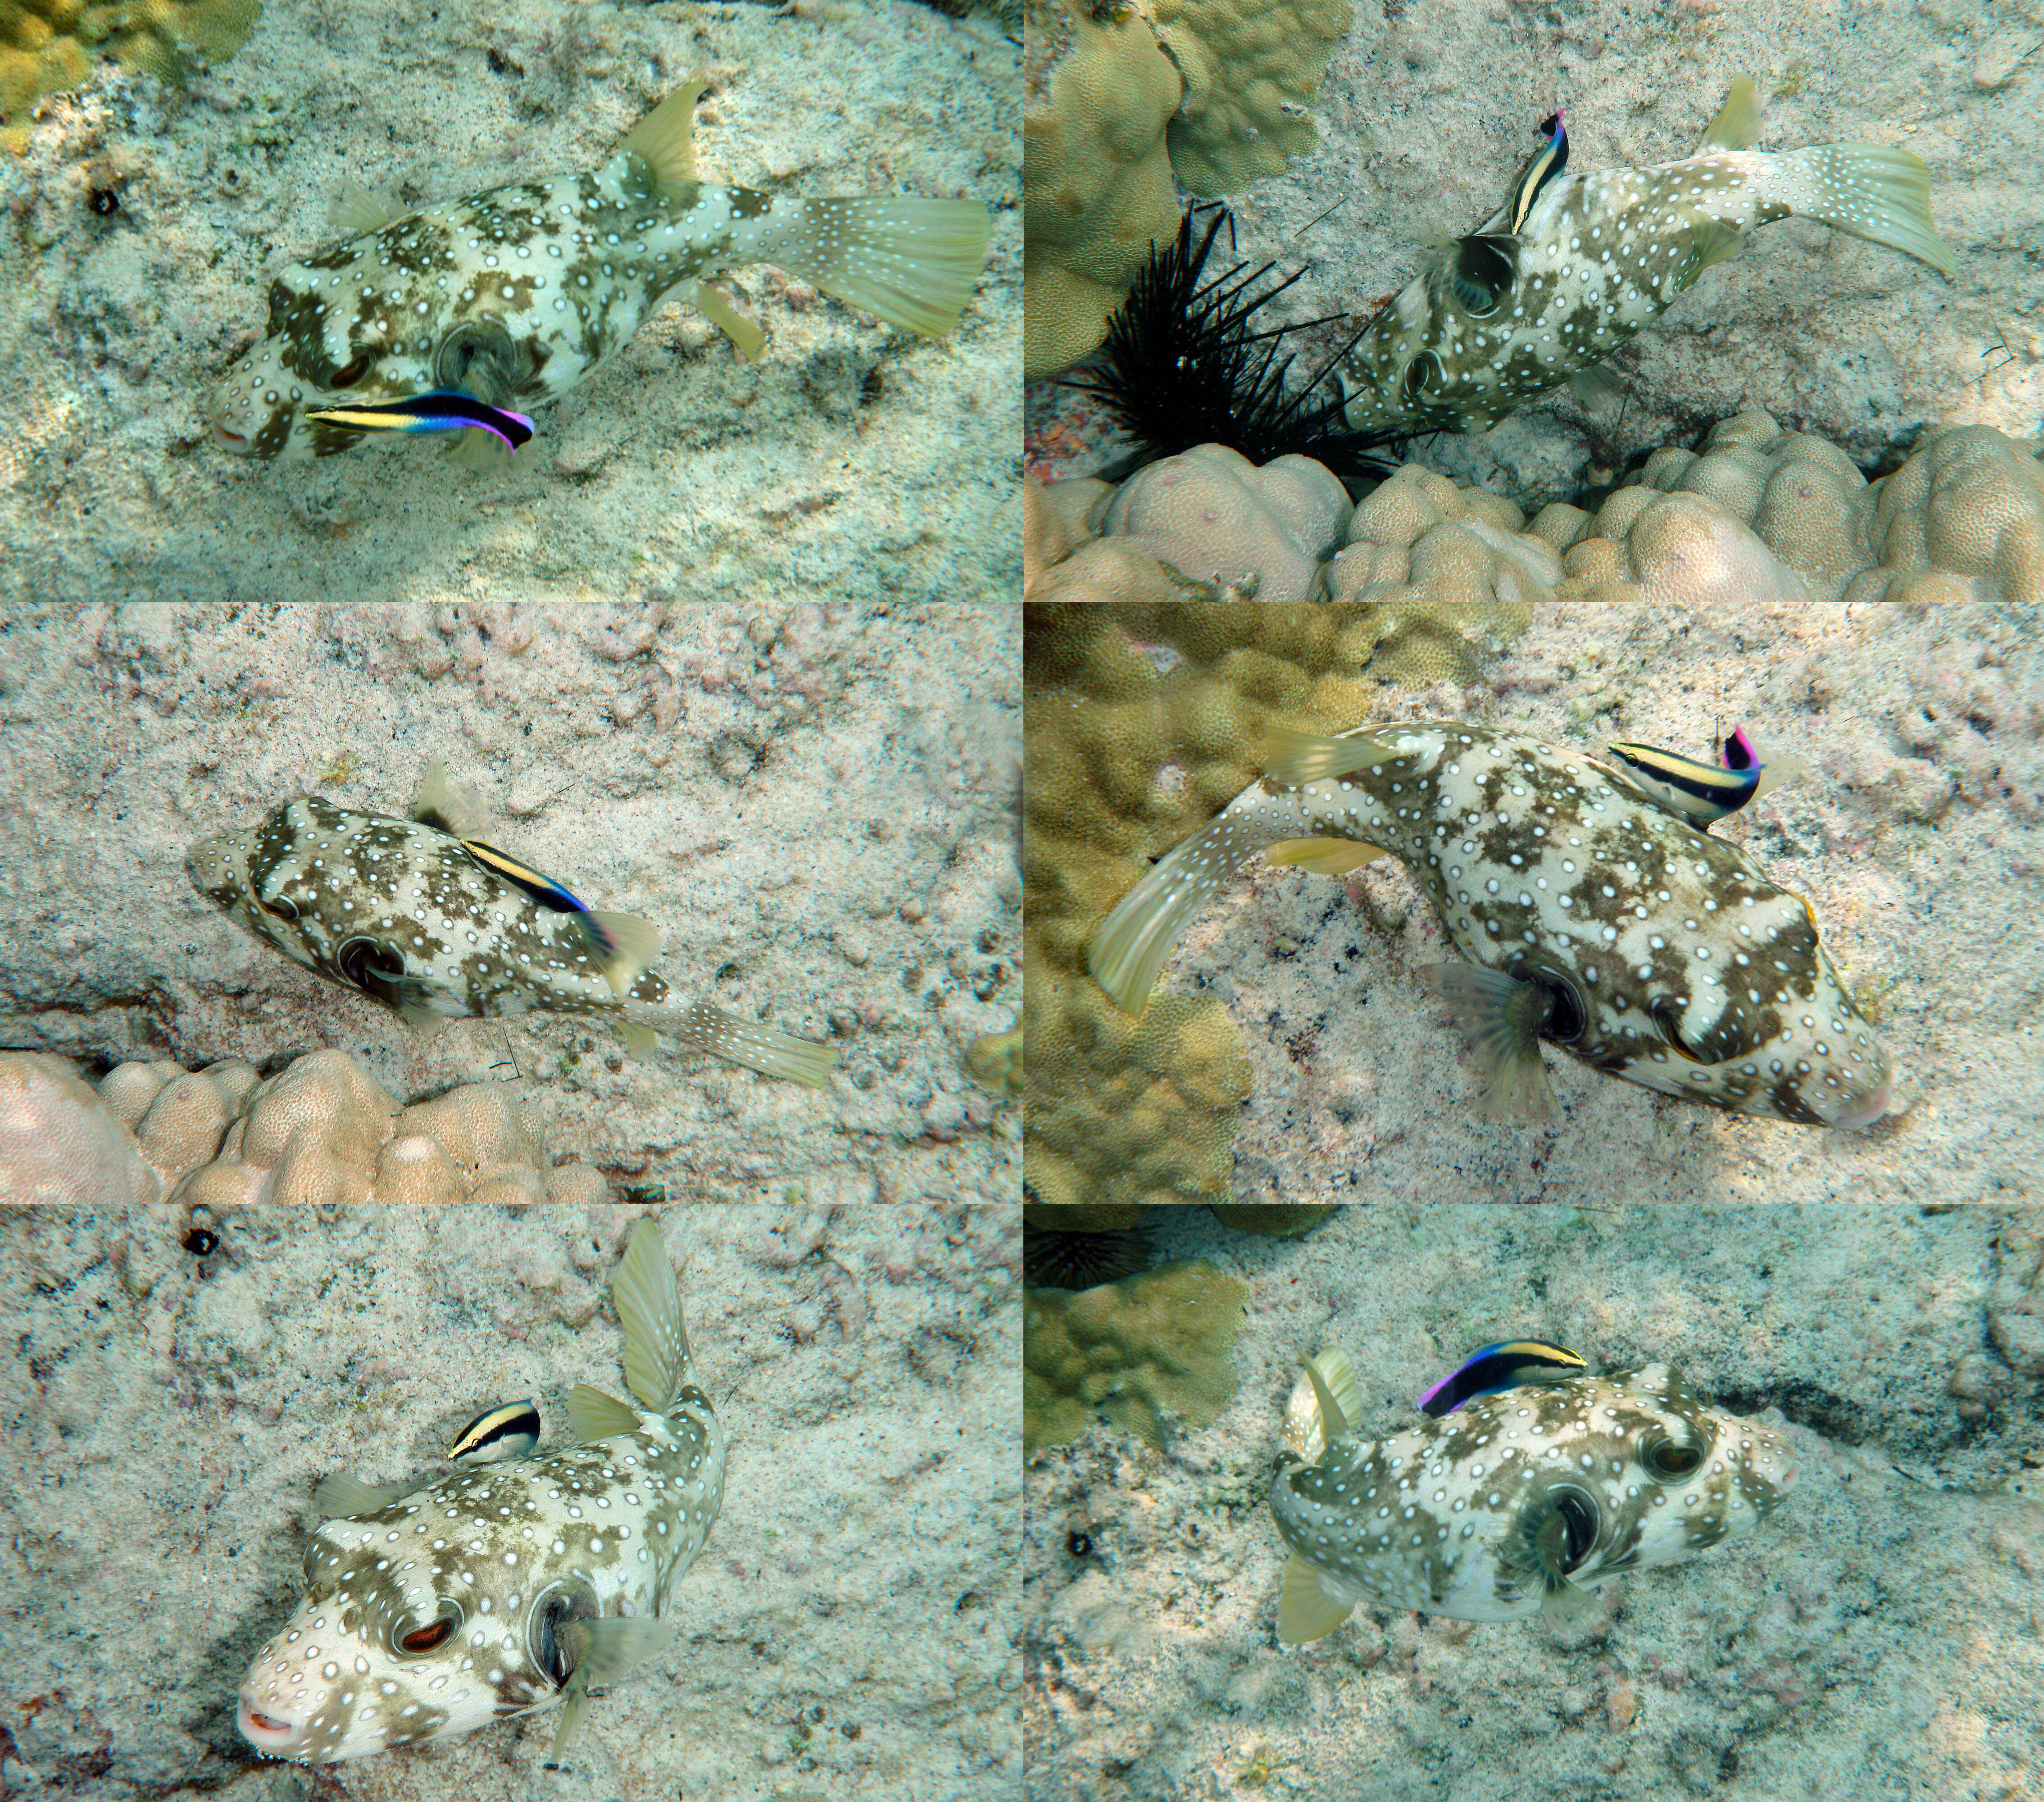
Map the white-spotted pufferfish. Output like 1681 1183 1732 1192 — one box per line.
187 765 835 1085
237 1219 725 1761
208 76 991 466
1335 76 1955 440
1272 1348 1795 1638
1088 721 1892 1128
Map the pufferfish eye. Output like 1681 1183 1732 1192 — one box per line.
395 1603 463 1655
1640 1431 1705 1480
329 354 372 388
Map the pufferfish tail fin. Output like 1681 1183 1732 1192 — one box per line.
621 1000 837 1086
775 196 993 339
612 1217 694 1415
1778 144 1957 276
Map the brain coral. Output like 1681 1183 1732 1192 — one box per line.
1023 0 1183 382
1024 599 1524 1210
1022 0 1353 376
0 1048 608 1203
1024 1259 1250 1453
0 0 261 132
1147 0 1354 197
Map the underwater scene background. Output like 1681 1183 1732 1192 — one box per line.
1023 1203 2044 1802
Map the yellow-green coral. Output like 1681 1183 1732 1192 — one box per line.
1 0 262 130
1022 0 1182 381
1024 1259 1249 1453
1024 600 1524 1209
1148 0 1353 197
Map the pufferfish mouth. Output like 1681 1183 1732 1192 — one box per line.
236 1695 300 1750
210 421 251 452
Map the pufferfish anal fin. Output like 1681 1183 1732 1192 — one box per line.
565 1381 643 1443
1284 1347 1366 1464
1264 837 1391 878
1300 1348 1362 1447
547 1617 678 1763
686 279 766 362
312 1474 410 1520
411 759 489 838
1278 1551 1358 1645
1696 74 1767 152
1420 964 1560 1121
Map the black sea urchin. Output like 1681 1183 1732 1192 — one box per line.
1023 1222 1157 1293
1067 206 1401 486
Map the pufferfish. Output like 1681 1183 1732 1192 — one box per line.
1271 1347 1795 1639
1335 76 1955 439
238 1218 725 1762
186 764 836 1085
1087 721 1892 1128
207 76 991 467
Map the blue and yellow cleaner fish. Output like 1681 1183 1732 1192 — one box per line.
186 763 835 1085
238 1220 725 1762
1272 1347 1795 1637
208 76 991 466
1335 77 1955 439
1088 721 1893 1128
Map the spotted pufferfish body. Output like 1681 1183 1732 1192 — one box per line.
1088 721 1892 1127
207 78 991 463
1272 1356 1796 1638
186 793 835 1084
1336 77 1954 440
237 1220 725 1762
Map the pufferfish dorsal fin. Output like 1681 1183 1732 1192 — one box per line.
312 1474 409 1520
619 73 707 197
613 1217 692 1413
566 1381 642 1443
328 178 406 237
411 759 489 837
1695 75 1766 152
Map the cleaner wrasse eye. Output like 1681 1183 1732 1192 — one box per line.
1086 720 1892 1129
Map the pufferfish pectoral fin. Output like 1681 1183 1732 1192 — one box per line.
1420 964 1559 1121
1277 1552 1359 1645
547 1617 677 1763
